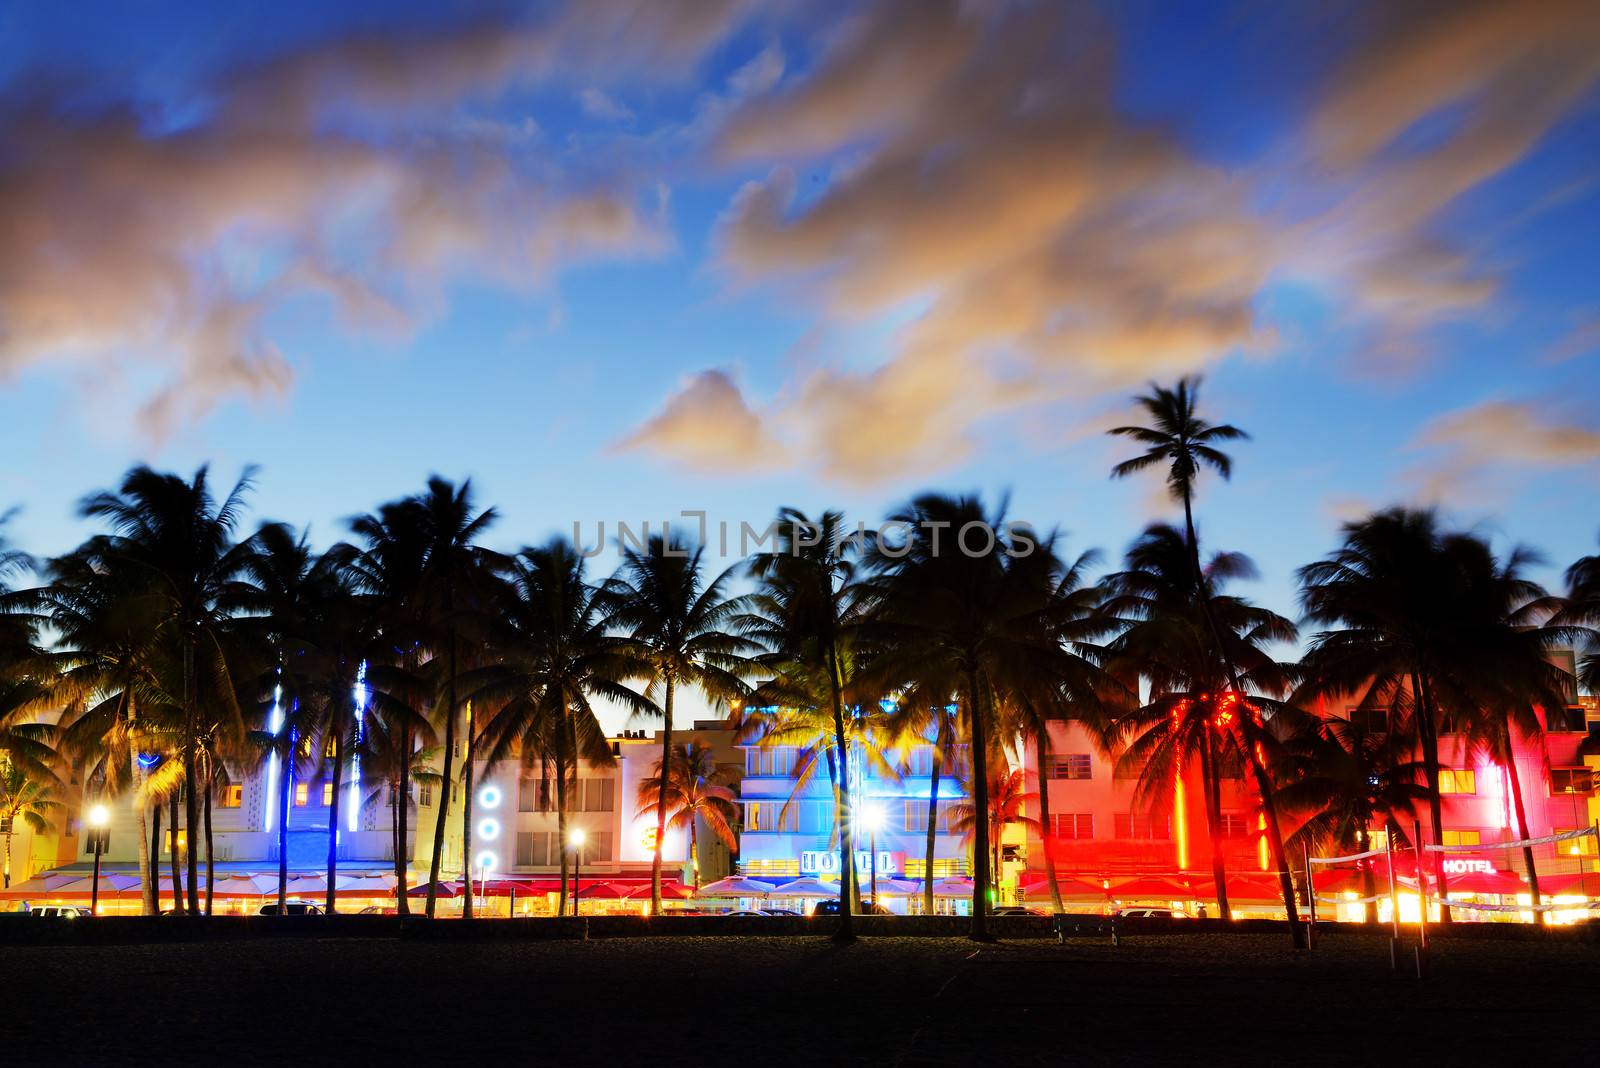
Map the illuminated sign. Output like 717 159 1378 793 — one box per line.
1441 858 1497 875
640 826 658 851
800 850 899 875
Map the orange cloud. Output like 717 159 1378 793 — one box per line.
612 370 784 473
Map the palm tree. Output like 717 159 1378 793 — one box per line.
1564 536 1600 692
867 494 1083 940
605 533 756 916
882 696 959 917
1109 380 1304 948
0 753 61 888
468 539 652 913
1274 713 1430 919
743 510 880 936
636 741 739 890
77 465 260 915
951 766 1039 903
356 726 441 903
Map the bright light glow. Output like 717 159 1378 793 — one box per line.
477 818 500 841
1257 812 1268 872
265 681 283 832
477 784 501 809
1173 757 1189 871
859 803 886 833
348 661 367 832
88 803 110 828
569 828 587 847
475 850 497 872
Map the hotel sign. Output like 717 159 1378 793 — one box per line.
800 850 900 875
1441 858 1497 875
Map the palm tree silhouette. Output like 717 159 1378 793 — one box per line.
636 741 739 890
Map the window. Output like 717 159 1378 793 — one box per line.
1219 813 1248 839
744 747 796 777
322 782 334 806
1049 754 1092 780
220 784 243 809
515 831 535 867
1546 707 1587 733
1441 829 1481 848
1550 767 1593 795
325 735 338 758
518 775 548 813
1439 768 1476 795
1051 813 1093 840
1347 708 1389 735
905 801 928 833
746 802 763 832
580 778 615 813
906 747 934 777
294 783 309 807
1113 813 1170 840
418 782 434 807
589 831 614 862
164 831 187 855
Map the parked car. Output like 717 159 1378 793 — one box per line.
760 908 799 916
724 909 773 917
811 899 893 916
1115 907 1188 919
991 906 1048 917
29 905 91 918
258 901 324 916
357 906 398 915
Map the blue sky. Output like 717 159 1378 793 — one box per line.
1 0 1597 645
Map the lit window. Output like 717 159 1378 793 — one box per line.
220 784 243 809
294 783 309 807
1440 829 1481 848
164 831 187 854
1550 768 1593 795
322 782 334 806
1439 768 1476 795
418 783 434 807
746 802 762 832
1051 813 1093 839
1050 754 1092 780
1113 813 1170 840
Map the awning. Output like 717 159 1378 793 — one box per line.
699 876 775 897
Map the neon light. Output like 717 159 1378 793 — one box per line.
265 681 283 832
477 785 501 809
348 662 366 832
477 818 500 841
1174 757 1189 871
475 850 498 872
1442 858 1496 875
136 753 161 769
1257 812 1268 871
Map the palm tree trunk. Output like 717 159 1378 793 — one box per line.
426 636 459 919
556 752 569 917
1183 487 1302 947
1359 826 1377 923
183 640 200 917
150 802 163 913
277 733 291 912
3 828 11 887
690 817 700 890
325 732 343 915
168 791 184 916
461 701 476 920
827 663 857 940
1412 672 1452 923
128 697 156 915
203 764 215 916
924 730 943 917
1199 731 1231 920
1033 728 1066 916
395 725 410 916
1503 728 1542 907
966 668 993 941
651 677 674 917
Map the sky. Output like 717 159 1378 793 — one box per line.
1 0 1598 697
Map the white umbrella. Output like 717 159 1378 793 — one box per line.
931 876 975 897
699 876 776 897
766 877 841 897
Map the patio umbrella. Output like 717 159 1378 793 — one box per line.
623 881 695 900
1107 876 1192 900
930 876 974 898
573 881 631 899
1434 870 1527 895
406 879 462 898
1224 875 1288 901
1021 873 1111 898
283 875 327 897
335 873 398 897
767 877 841 897
210 874 278 899
872 878 921 897
698 876 775 897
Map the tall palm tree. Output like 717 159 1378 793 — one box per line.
882 695 960 916
468 539 652 914
636 741 739 890
77 465 260 915
744 510 879 936
867 494 1082 941
1564 536 1600 692
950 766 1039 903
605 533 756 916
1109 380 1304 948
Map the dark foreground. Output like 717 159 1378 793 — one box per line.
13 931 1599 1065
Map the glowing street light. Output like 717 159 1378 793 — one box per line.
86 803 111 916
860 804 886 909
569 828 587 916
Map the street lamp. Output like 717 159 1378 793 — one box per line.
569 828 587 916
86 803 111 917
860 804 885 909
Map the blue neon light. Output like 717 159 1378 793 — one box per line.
348 661 366 832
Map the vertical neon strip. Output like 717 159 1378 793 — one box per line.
1257 812 1269 871
265 680 283 832
1174 757 1188 871
348 660 367 832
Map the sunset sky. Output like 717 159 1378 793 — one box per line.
2 0 1598 635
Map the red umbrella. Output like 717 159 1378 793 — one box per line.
1436 870 1527 895
573 880 630 899
1020 873 1109 898
406 880 463 898
1108 875 1192 899
1224 875 1287 901
1529 871 1600 896
623 881 694 900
